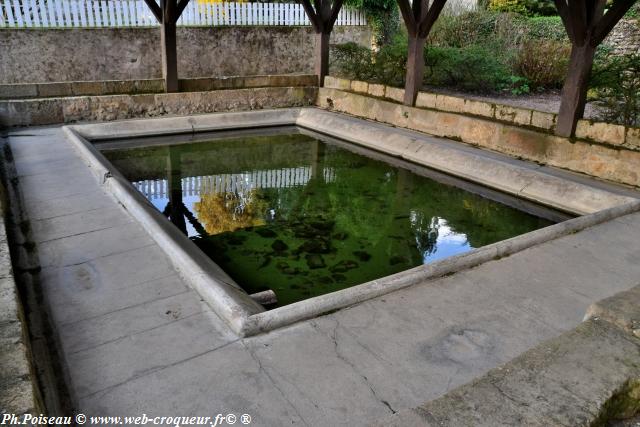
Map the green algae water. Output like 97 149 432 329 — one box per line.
102 129 554 307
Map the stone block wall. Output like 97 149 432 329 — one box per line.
606 18 640 55
0 26 371 84
321 76 640 187
0 86 317 126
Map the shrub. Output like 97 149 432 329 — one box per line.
523 16 567 40
514 39 571 89
330 43 375 81
590 54 640 127
488 0 527 14
429 9 521 48
424 45 514 92
488 0 557 16
371 35 408 86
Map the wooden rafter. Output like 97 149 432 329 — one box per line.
301 0 343 33
143 0 162 22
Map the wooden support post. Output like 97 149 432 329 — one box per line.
556 43 596 137
554 0 636 137
161 20 179 93
315 32 331 86
397 0 447 107
301 0 344 87
144 0 190 93
404 36 427 106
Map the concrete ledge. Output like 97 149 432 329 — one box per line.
324 76 640 154
377 316 640 426
297 108 636 215
63 125 269 336
63 108 640 336
318 86 640 187
0 86 317 127
0 75 318 100
586 284 640 338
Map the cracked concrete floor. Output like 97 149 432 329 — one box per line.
5 125 640 426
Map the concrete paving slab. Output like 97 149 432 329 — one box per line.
16 162 97 196
9 140 76 163
5 123 640 426
32 206 133 243
36 222 154 268
21 190 117 222
245 322 397 425
67 311 236 398
40 243 177 302
58 288 203 354
13 155 88 178
78 341 305 425
44 271 187 325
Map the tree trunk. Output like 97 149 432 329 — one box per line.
161 21 179 93
403 35 427 106
556 43 597 137
315 31 330 87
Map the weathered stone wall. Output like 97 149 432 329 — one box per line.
0 86 317 126
0 26 370 84
0 182 39 415
606 18 640 55
0 74 317 99
321 77 640 187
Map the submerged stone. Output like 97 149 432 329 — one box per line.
353 251 372 262
332 273 347 282
332 232 348 241
389 256 408 266
298 239 331 254
258 256 272 269
255 228 277 238
271 239 289 252
317 276 334 285
225 234 247 246
330 259 359 273
276 261 290 271
306 254 326 269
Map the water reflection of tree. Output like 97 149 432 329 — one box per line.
193 189 269 235
411 213 441 258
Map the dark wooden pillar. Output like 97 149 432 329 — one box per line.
161 20 179 93
404 36 427 106
556 43 596 137
144 0 190 93
554 0 636 137
315 32 331 84
302 0 344 87
397 0 447 106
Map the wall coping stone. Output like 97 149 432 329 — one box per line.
325 76 640 151
317 86 640 187
0 74 317 100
